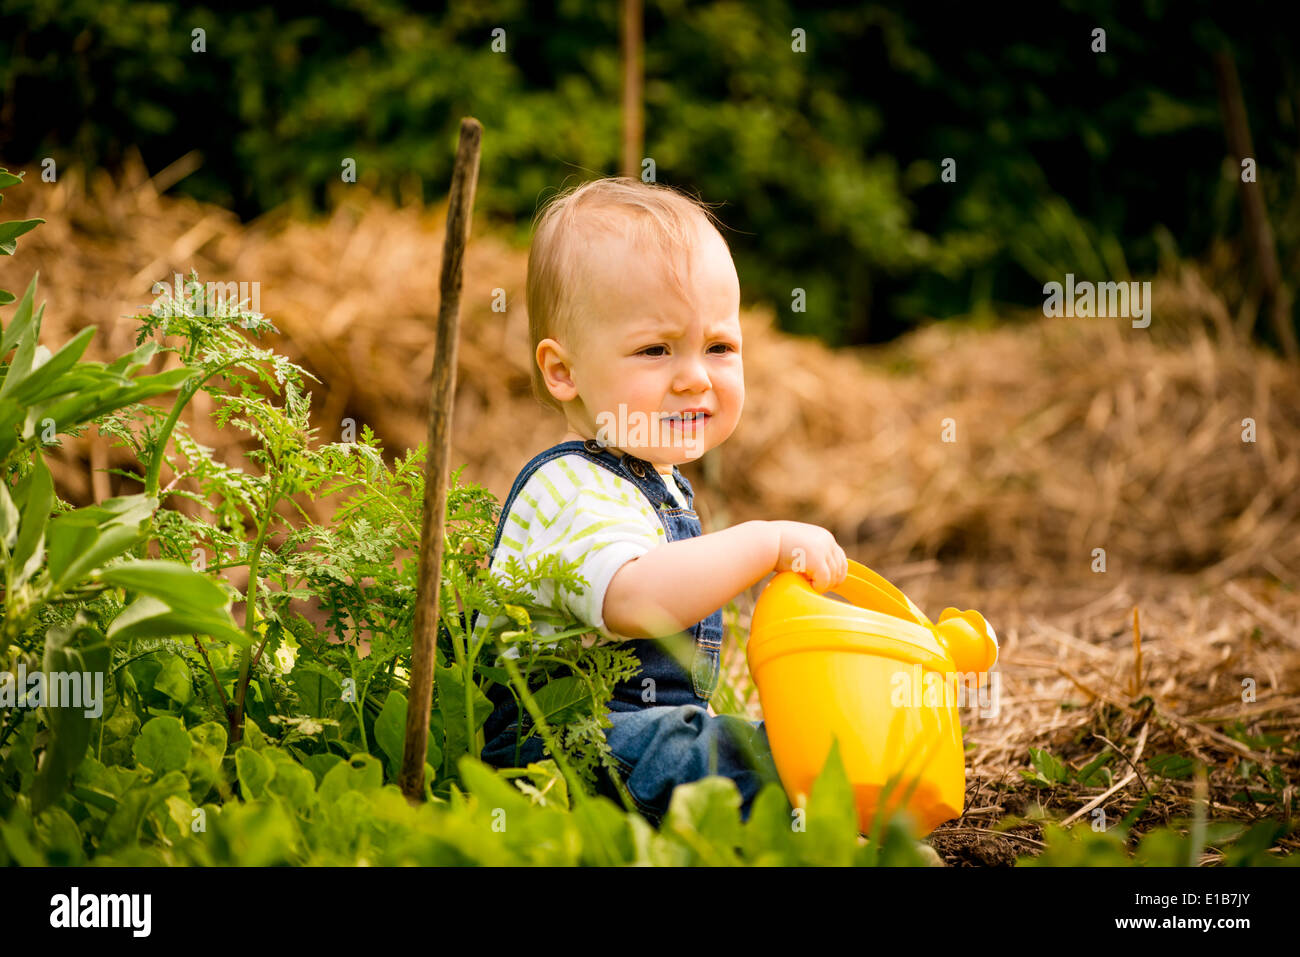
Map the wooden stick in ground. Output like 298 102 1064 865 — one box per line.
620 0 644 179
400 117 483 803
1212 49 1298 360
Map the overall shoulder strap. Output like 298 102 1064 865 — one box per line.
490 440 593 552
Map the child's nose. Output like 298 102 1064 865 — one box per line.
673 354 711 391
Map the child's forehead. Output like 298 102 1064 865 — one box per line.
570 204 719 255
574 219 729 283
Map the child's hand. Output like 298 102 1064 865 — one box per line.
771 521 848 592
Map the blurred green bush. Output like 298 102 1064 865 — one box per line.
1 0 1296 347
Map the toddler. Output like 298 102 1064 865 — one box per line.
472 176 848 826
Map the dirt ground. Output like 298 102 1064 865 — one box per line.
721 561 1299 865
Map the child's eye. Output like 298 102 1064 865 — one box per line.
639 345 668 357
709 343 736 354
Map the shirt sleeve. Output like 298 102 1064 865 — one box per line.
517 458 664 642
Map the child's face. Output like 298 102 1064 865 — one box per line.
540 220 743 469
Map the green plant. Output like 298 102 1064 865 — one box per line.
0 165 750 856
0 716 928 866
0 169 246 818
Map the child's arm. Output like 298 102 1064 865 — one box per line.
601 519 848 640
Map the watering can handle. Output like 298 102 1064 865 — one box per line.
834 561 999 672
835 559 932 627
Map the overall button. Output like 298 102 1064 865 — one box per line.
583 438 604 453
628 459 645 478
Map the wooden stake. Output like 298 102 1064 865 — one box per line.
400 117 483 802
1212 49 1298 361
621 0 644 179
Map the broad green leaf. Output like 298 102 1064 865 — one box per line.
0 815 43 865
152 654 194 704
302 753 343 787
0 219 42 246
1147 753 1198 779
522 759 569 809
318 753 382 800
33 805 86 865
288 661 341 717
48 523 144 593
0 171 23 188
526 675 592 726
263 750 316 809
1134 827 1188 866
571 795 634 865
1222 820 1286 866
103 340 161 376
9 452 53 589
455 755 532 817
664 776 744 864
859 813 930 866
45 494 155 590
0 478 16 551
100 769 189 852
30 622 110 814
373 690 441 777
0 302 44 394
67 784 119 814
1075 748 1114 786
184 722 228 803
0 290 13 306
1028 747 1070 784
803 736 859 866
436 662 493 768
0 273 37 357
133 716 192 775
475 665 511 686
1017 822 1132 867
31 366 194 440
5 326 95 406
95 559 234 613
742 781 800 864
236 748 274 800
107 598 250 649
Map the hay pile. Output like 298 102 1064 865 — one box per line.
5 151 1297 860
10 152 1296 586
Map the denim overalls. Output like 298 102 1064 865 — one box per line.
476 438 783 825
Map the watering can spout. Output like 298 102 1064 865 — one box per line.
932 608 999 674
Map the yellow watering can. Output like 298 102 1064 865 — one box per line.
748 559 998 837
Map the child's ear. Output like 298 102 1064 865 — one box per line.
537 338 579 402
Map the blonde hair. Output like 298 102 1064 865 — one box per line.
525 176 727 413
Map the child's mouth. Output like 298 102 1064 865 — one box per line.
662 411 710 429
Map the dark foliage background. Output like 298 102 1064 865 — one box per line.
2 0 1296 347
